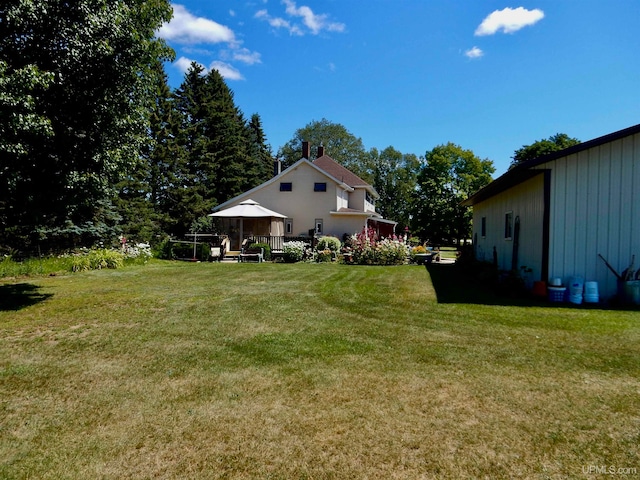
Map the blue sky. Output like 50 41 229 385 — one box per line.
157 1 640 176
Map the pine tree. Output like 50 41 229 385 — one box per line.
113 61 176 242
246 113 274 184
167 64 273 237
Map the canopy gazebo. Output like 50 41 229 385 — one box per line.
209 199 287 252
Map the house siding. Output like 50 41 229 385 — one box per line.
472 174 546 282
220 161 370 239
533 132 640 300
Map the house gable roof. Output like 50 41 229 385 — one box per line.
463 123 640 206
313 155 368 187
313 155 379 199
212 157 354 212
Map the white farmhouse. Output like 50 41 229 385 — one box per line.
212 142 397 253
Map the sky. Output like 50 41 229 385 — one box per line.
157 0 640 176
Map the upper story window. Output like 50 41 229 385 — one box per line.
314 182 327 192
280 182 292 192
366 192 375 206
481 217 487 237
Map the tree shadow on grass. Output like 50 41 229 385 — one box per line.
425 263 548 307
0 283 53 311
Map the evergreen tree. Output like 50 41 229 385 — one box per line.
168 65 271 237
113 61 176 243
245 113 274 184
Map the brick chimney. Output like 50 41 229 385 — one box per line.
317 144 324 157
302 141 310 159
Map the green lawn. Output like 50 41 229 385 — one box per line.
1 261 639 479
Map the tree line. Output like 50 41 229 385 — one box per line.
0 1 578 254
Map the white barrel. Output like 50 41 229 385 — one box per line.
584 281 599 303
569 276 584 296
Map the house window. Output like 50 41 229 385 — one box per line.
315 218 323 234
314 182 327 192
504 212 513 240
481 217 487 238
366 192 375 205
280 182 292 192
285 219 293 234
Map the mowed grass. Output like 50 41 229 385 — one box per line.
1 261 639 479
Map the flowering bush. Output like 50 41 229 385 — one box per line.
123 243 153 264
283 241 306 263
348 228 408 266
409 245 427 263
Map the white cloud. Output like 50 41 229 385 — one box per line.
255 1 345 36
231 48 262 65
283 0 345 34
172 57 244 81
210 61 244 81
475 7 544 36
158 4 236 45
255 9 303 36
465 46 484 59
174 56 205 73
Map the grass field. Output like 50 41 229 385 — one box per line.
1 261 639 479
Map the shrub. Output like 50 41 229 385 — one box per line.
152 238 173 260
316 236 341 252
283 241 306 263
408 236 422 247
249 242 271 261
167 242 210 261
316 249 332 263
71 249 124 272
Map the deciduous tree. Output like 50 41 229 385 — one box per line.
510 133 580 169
277 118 369 180
413 143 494 244
0 0 174 251
367 147 420 232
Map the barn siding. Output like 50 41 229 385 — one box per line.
472 174 545 282
534 132 640 300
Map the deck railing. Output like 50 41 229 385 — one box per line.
243 235 311 251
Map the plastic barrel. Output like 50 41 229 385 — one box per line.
584 281 599 303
